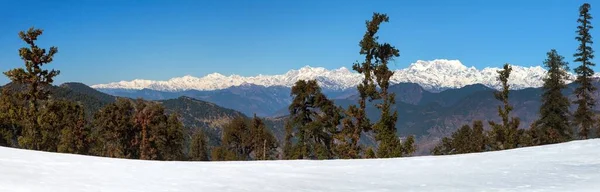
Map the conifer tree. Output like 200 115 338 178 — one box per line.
211 146 239 161
572 3 596 139
0 88 24 147
37 101 66 152
0 122 13 147
336 12 417 159
0 130 11 147
221 116 252 160
57 101 90 155
93 98 184 160
432 121 486 155
336 100 368 158
471 121 486 151
335 12 386 159
283 122 295 159
162 113 186 161
250 115 278 160
189 130 209 161
348 12 415 158
520 123 539 147
333 112 358 159
4 27 60 105
93 98 136 158
533 50 572 144
0 119 12 147
134 100 168 160
34 100 89 153
3 27 60 150
285 80 341 159
488 64 521 150
220 115 278 160
372 41 411 158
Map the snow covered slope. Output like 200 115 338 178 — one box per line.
92 59 584 92
1 140 599 191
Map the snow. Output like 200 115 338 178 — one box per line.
392 60 552 92
91 59 569 92
1 139 599 191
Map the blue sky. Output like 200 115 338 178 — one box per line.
0 0 597 85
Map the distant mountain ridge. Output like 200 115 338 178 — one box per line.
101 84 292 117
92 59 587 92
1 82 250 144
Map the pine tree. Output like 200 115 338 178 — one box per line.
333 112 357 159
372 44 405 158
573 3 596 139
488 64 521 150
432 137 453 155
0 119 12 147
471 121 486 151
520 123 539 147
432 121 486 155
3 27 60 150
35 100 90 153
250 115 278 160
283 122 295 159
210 146 239 161
189 130 209 161
57 101 91 155
37 100 65 152
92 98 136 158
533 50 572 144
285 80 341 159
0 88 24 147
220 115 278 160
162 113 185 161
133 100 168 160
335 12 387 159
4 27 60 105
93 98 183 160
350 12 414 158
221 116 252 160
0 118 14 147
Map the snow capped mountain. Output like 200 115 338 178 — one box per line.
390 60 551 92
92 65 362 91
91 59 582 92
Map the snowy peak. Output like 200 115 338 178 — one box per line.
91 59 576 92
92 65 361 91
389 60 553 91
97 79 155 90
205 73 226 79
407 59 468 72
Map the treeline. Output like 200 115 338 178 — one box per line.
433 3 598 155
0 28 186 160
0 28 279 161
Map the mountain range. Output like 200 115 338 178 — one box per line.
92 59 568 93
334 81 600 154
99 84 293 117
1 82 248 146
91 59 560 117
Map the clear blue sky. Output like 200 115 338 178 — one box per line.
0 0 597 85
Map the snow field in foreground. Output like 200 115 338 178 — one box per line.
1 139 599 192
